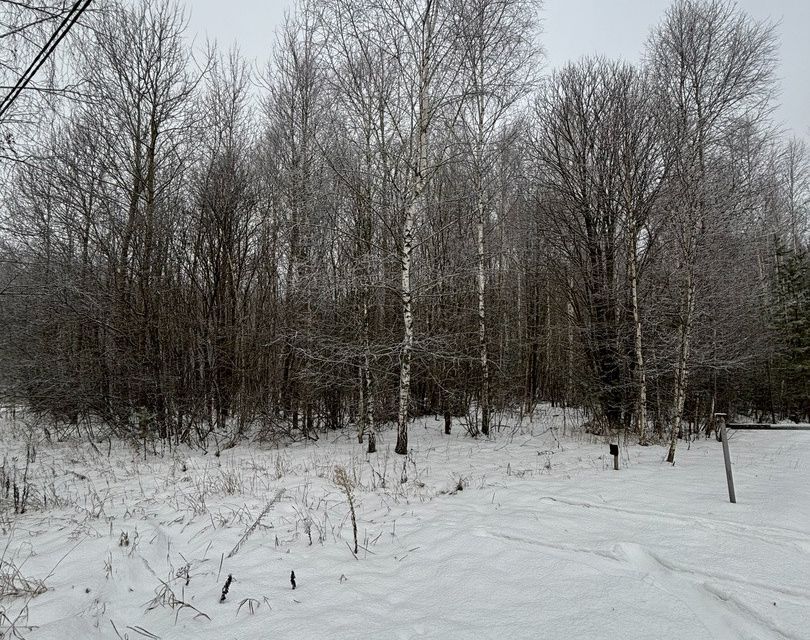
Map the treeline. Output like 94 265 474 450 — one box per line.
0 0 807 460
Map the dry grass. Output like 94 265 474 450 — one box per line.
0 558 47 599
334 466 359 556
144 575 210 623
226 488 285 558
0 605 38 639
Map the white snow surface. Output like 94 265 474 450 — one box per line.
1 409 809 639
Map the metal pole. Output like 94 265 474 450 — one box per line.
716 413 736 504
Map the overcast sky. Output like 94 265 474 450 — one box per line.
186 0 809 137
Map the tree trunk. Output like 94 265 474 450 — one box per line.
667 272 696 463
395 202 414 455
357 366 365 444
477 202 490 436
395 0 436 455
363 298 376 454
628 224 648 444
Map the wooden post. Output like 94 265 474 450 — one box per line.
716 413 736 504
609 443 619 471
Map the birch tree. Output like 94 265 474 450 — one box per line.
319 0 401 452
780 138 809 254
366 0 455 455
1 0 806 446
611 67 666 444
452 0 540 436
647 0 777 463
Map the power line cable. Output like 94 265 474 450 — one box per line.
0 0 82 116
0 0 92 123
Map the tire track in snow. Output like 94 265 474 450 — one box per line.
480 525 810 602
613 543 803 640
612 545 810 604
702 583 804 640
474 527 802 640
537 495 810 552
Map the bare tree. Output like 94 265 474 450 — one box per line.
647 0 777 463
451 0 540 436
779 138 809 253
531 59 630 432
0 0 804 451
319 0 394 452
355 0 457 454
263 0 328 439
611 67 667 444
189 46 258 436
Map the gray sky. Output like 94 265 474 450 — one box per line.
186 0 809 137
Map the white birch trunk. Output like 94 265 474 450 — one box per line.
667 270 696 463
395 0 436 455
476 189 489 437
357 365 365 444
628 225 648 444
395 199 416 455
566 275 575 401
363 296 376 453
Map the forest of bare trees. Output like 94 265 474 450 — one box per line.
0 0 807 462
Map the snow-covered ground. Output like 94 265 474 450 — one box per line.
1 409 808 639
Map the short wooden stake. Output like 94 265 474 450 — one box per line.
716 413 736 504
